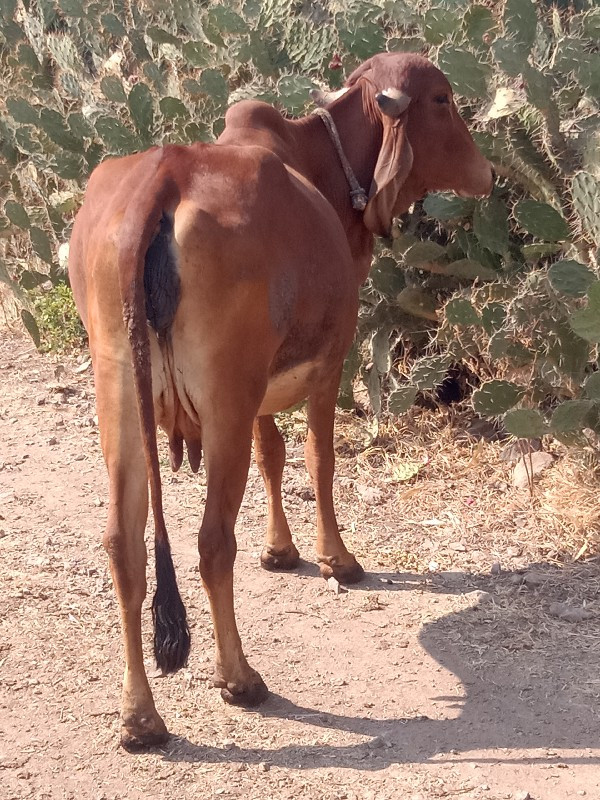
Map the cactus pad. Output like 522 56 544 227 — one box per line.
389 385 418 414
403 241 446 267
481 302 506 334
47 33 82 73
503 0 537 51
445 259 497 281
571 172 600 246
583 372 600 400
277 75 315 114
569 282 600 343
5 200 31 230
101 76 127 104
503 408 547 438
472 380 523 416
410 355 451 391
550 400 594 434
423 8 456 45
444 298 481 326
513 199 570 242
473 197 509 255
60 71 81 98
396 288 439 321
39 109 83 153
463 5 497 46
370 256 405 298
548 260 595 298
198 68 229 106
128 83 154 139
94 116 139 155
29 226 53 265
492 36 528 77
6 98 39 125
423 192 475 221
437 49 490 98
583 372 600 401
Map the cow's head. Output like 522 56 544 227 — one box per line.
344 53 494 236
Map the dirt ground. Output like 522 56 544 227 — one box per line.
0 329 599 800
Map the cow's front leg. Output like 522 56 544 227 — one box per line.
305 373 365 584
199 415 268 706
95 357 168 750
253 415 300 571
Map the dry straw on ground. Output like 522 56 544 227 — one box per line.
325 406 600 573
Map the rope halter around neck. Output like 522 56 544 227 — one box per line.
313 107 369 211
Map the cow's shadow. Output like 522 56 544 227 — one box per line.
160 562 600 770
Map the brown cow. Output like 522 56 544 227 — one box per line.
68 53 493 749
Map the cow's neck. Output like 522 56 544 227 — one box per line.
291 84 382 281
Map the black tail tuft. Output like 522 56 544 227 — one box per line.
152 537 191 674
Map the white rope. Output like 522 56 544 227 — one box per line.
313 107 368 211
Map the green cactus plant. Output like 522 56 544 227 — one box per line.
5 200 31 230
47 33 83 73
570 283 600 343
571 172 600 246
128 82 155 141
473 380 523 416
550 400 595 434
437 48 490 99
548 260 595 298
94 116 139 155
473 197 510 256
444 298 481 327
0 0 599 448
503 408 548 438
410 355 451 391
583 372 600 401
513 199 571 242
423 192 475 222
39 109 84 153
388 385 418 414
100 75 127 103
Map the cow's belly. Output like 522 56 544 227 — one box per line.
258 360 322 415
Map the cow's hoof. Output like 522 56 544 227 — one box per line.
260 543 300 571
216 671 269 707
120 714 169 752
318 555 365 584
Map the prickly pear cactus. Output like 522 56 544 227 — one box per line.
503 408 547 439
513 200 570 242
548 261 595 298
0 0 599 450
472 380 523 416
571 172 600 246
410 355 451 391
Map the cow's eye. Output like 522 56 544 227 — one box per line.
434 94 450 105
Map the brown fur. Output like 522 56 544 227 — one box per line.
68 52 492 748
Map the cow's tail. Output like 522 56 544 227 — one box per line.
116 151 191 674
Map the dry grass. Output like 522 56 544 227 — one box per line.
324 405 600 573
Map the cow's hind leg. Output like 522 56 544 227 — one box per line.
305 372 364 584
253 415 300 571
199 412 268 706
95 357 168 750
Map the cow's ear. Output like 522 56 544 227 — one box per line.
363 106 413 237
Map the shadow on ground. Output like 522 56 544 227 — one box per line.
159 561 600 770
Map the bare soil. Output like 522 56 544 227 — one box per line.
0 329 599 800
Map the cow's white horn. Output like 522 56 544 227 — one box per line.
310 87 349 107
376 88 411 118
